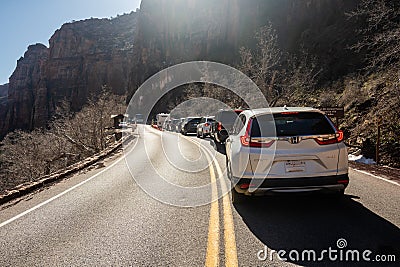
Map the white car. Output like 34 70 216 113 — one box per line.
225 107 348 202
196 116 215 138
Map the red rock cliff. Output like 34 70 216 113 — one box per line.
0 12 137 138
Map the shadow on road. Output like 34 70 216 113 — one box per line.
208 139 226 155
234 194 400 266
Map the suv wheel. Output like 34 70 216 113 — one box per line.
330 189 345 199
231 181 245 204
216 142 226 154
226 156 232 180
227 157 245 204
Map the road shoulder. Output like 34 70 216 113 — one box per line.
350 162 400 184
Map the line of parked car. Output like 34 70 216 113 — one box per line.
159 107 349 203
160 109 243 146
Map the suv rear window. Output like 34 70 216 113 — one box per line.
216 110 241 124
188 118 201 123
251 112 335 137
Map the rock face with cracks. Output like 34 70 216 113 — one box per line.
0 13 137 138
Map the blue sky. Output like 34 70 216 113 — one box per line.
0 0 141 85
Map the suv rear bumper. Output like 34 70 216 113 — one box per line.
183 126 197 133
232 174 349 195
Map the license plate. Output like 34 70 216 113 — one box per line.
285 161 306 173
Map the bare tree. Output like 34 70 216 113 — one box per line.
0 129 72 184
0 88 126 192
238 22 282 103
238 23 322 107
184 83 203 100
53 87 125 154
274 47 322 106
348 0 400 71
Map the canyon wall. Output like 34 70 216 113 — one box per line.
1 0 360 138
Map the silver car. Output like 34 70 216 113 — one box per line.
196 116 215 138
225 107 348 202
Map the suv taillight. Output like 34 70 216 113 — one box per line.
240 134 250 146
240 118 274 148
314 130 344 145
217 122 222 131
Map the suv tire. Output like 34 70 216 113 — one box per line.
231 182 245 204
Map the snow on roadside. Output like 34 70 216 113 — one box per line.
348 154 376 164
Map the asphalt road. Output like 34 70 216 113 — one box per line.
0 125 399 266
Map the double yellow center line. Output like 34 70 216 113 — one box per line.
187 137 239 267
205 158 221 266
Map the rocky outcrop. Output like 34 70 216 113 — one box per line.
1 44 49 135
0 84 7 105
0 84 9 137
0 84 7 97
47 14 136 110
0 12 137 139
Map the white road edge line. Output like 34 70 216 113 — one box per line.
0 140 135 228
352 168 400 186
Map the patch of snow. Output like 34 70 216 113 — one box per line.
348 154 376 164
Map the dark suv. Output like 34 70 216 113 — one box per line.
180 117 202 135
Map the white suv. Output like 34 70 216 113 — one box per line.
225 107 348 202
196 116 215 138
